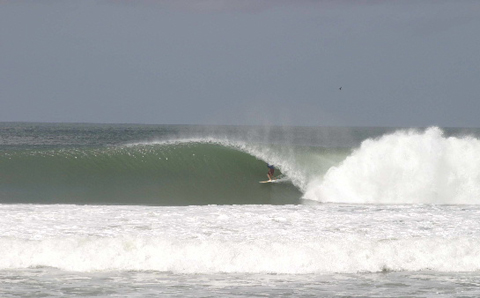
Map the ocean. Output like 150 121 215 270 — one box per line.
2 122 480 297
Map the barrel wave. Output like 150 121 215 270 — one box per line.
1 139 302 205
3 125 480 205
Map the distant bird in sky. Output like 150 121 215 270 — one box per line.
339 87 342 90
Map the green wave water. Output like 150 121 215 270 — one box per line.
4 123 479 205
1 140 312 205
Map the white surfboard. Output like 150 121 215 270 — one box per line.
259 175 287 184
259 180 276 184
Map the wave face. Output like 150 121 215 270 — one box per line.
1 140 304 205
2 124 480 205
304 127 480 204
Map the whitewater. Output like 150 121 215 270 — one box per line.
2 123 480 297
3 203 480 273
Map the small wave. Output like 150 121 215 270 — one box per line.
2 236 479 273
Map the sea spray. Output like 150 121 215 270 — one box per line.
304 127 480 204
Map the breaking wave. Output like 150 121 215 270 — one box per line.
304 127 480 204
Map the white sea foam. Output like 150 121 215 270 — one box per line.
3 235 480 273
2 204 480 273
304 127 480 204
2 236 480 273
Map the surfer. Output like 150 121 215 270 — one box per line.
267 164 275 181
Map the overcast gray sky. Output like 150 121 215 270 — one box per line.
1 0 480 127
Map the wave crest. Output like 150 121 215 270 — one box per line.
304 127 480 204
